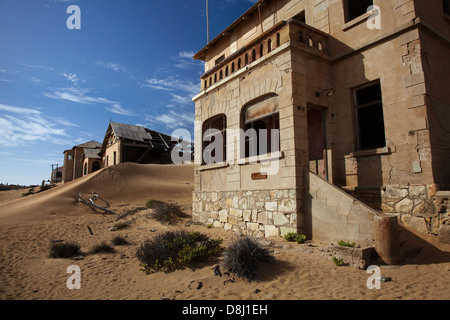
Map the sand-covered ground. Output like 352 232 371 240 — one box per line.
0 163 449 301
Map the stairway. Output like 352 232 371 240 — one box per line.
305 171 379 248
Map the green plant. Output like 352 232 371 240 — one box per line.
136 231 223 274
284 232 307 244
222 236 275 281
338 240 356 248
332 257 345 266
48 242 81 258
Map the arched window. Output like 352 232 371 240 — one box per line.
209 77 212 86
225 66 229 77
214 73 217 83
268 39 272 53
219 70 223 80
260 43 264 58
231 62 235 73
238 58 241 69
276 33 281 47
204 80 207 89
84 163 87 175
202 114 227 165
242 94 280 158
252 49 256 62
245 53 249 65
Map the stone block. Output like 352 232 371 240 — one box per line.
265 201 278 211
219 209 228 223
265 225 280 237
439 224 450 244
273 212 290 226
395 198 414 213
409 185 427 199
279 199 296 212
280 227 297 237
401 214 428 234
329 244 375 269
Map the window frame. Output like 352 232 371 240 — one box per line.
202 114 227 165
353 81 386 151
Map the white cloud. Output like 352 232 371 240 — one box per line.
44 86 134 116
0 104 69 147
146 110 194 131
106 103 135 116
63 72 80 86
96 61 128 73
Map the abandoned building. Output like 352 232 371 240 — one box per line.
62 140 102 183
61 122 185 183
191 0 450 246
100 122 181 167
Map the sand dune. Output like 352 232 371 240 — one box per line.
0 163 449 301
0 163 194 225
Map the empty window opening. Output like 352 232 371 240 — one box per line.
231 62 235 73
238 58 241 69
202 115 227 165
354 82 386 150
276 33 281 47
293 11 306 23
268 39 272 52
344 0 373 22
204 80 207 89
219 70 223 80
252 48 256 62
113 151 117 165
242 95 280 158
209 77 212 86
214 73 217 83
245 53 249 65
225 66 229 77
215 54 225 65
260 43 264 57
444 0 450 15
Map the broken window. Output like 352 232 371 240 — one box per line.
202 114 227 165
344 0 373 22
444 0 450 15
354 81 386 150
242 95 280 158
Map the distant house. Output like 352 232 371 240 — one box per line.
100 122 180 167
62 140 102 183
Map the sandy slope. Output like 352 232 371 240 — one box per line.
0 163 449 301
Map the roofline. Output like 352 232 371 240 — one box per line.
193 0 266 61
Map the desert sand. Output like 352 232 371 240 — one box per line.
0 163 449 302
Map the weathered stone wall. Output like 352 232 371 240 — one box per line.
192 188 301 238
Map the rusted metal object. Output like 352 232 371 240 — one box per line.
374 214 400 265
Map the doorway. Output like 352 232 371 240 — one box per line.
307 106 328 181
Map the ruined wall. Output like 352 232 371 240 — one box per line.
103 135 121 167
62 150 74 183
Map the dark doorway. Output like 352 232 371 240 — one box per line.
92 161 101 172
307 107 327 180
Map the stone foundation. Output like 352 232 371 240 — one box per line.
192 189 301 238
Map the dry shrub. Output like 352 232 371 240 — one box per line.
145 200 188 224
222 236 275 281
48 242 81 258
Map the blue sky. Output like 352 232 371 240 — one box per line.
0 0 256 186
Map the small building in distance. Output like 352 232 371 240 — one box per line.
100 122 181 167
62 140 102 183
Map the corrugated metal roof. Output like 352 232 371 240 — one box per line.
83 148 102 159
76 140 102 149
110 122 153 142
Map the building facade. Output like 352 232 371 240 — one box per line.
192 0 450 245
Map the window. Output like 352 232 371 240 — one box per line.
202 115 227 165
245 53 249 65
344 0 373 22
268 39 272 53
219 70 223 80
67 155 73 161
260 43 264 57
252 49 256 62
231 62 235 73
238 58 241 69
242 95 280 158
354 82 386 150
225 66 229 77
293 11 306 23
276 33 281 47
444 0 450 15
215 54 225 65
